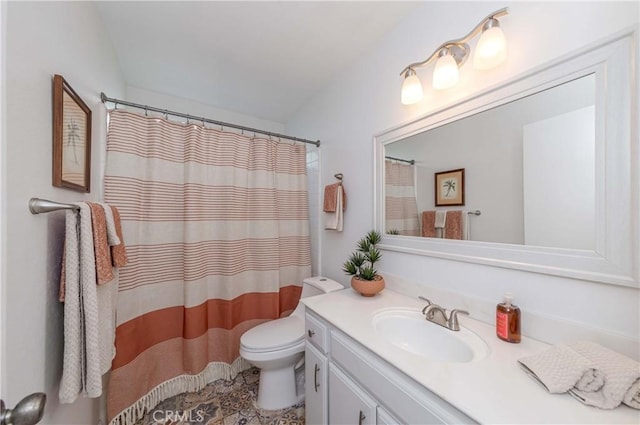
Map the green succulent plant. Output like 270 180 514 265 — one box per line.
342 230 383 281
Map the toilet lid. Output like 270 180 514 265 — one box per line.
241 316 305 351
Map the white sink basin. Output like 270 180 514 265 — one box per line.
372 308 489 363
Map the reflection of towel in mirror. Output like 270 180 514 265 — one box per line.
434 211 446 229
518 345 604 394
444 211 463 240
421 211 436 237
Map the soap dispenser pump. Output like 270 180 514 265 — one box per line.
496 293 521 343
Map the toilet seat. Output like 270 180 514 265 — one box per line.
240 316 304 353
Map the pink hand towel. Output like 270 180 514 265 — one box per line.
323 183 346 212
445 210 463 240
421 211 436 237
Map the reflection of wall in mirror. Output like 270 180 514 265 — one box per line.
523 106 595 250
385 74 595 246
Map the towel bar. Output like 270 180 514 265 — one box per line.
29 198 80 215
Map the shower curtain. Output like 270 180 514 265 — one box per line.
385 160 420 236
104 110 311 425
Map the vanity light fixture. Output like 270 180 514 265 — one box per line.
400 7 509 104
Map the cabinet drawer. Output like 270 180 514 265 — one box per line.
331 331 476 425
305 312 328 353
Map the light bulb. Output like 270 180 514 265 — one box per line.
432 51 459 90
401 70 423 105
474 23 507 70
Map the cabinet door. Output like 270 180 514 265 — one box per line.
305 344 328 425
329 365 376 425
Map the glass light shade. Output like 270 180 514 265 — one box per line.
473 26 507 70
432 53 459 90
401 73 423 105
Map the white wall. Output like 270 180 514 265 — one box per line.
523 106 595 249
3 2 125 423
286 1 639 352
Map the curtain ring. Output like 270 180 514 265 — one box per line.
186 115 190 125
201 117 206 128
164 109 168 120
144 106 148 116
114 101 118 110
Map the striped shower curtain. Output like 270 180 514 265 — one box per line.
385 160 420 236
104 110 311 425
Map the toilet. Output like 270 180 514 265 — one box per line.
239 276 343 410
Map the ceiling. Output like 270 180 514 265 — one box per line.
96 1 419 124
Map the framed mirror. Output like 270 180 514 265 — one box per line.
374 29 637 288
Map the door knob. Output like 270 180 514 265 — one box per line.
0 393 46 425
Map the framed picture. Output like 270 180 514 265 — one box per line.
53 74 91 192
435 168 465 206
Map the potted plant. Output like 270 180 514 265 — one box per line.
343 230 385 297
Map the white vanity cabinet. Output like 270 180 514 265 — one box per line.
305 310 476 425
305 312 330 425
329 364 376 425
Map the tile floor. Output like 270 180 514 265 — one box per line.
134 367 305 425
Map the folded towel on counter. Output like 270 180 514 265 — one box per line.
519 341 640 410
323 182 346 212
567 341 640 410
625 379 640 409
518 345 604 393
324 183 344 231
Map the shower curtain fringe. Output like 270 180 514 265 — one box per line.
109 357 251 425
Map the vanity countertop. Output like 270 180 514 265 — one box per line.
302 288 639 424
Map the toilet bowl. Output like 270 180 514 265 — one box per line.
239 276 343 410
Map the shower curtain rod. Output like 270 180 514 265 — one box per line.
385 155 415 165
100 93 321 147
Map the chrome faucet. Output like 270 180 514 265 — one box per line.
423 304 449 327
419 297 469 331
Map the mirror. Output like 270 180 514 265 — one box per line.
374 31 637 288
384 74 595 250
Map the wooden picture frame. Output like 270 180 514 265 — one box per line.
435 168 464 206
53 74 91 192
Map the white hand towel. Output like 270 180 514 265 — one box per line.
567 341 640 410
518 345 602 394
434 210 446 229
97 202 121 246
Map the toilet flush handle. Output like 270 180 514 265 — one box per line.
307 329 315 338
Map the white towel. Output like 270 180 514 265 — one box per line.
324 183 344 231
59 203 102 403
96 201 121 374
518 345 603 394
434 210 446 229
567 341 640 410
97 202 121 246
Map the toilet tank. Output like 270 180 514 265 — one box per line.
301 276 344 298
290 277 343 318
